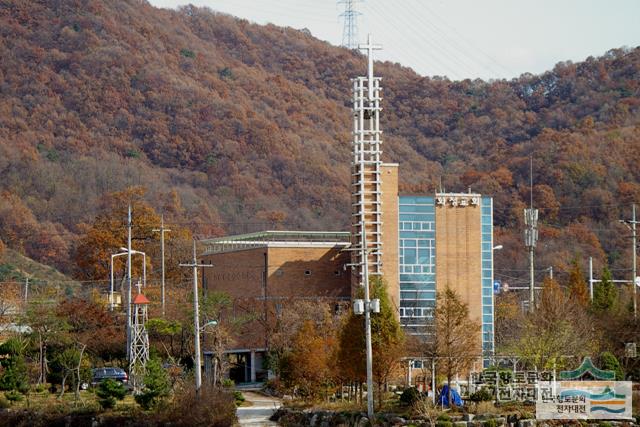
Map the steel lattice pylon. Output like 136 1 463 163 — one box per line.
129 286 150 393
338 0 361 49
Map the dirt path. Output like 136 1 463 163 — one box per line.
236 391 282 426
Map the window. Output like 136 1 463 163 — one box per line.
304 270 311 276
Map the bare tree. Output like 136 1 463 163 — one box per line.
430 286 481 405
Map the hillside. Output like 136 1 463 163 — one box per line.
0 0 639 282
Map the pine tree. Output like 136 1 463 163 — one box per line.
592 267 618 313
134 357 171 410
336 276 404 406
96 378 127 409
599 351 625 380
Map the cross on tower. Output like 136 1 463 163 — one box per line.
358 34 382 95
135 279 143 295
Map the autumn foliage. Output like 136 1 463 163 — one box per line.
0 0 638 284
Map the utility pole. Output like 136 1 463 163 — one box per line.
23 277 29 307
620 204 638 319
634 204 638 319
180 240 213 394
126 205 133 360
153 215 171 317
523 157 538 313
589 257 594 301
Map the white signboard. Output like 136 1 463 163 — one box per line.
536 381 632 420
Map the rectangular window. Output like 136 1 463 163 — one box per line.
403 248 417 264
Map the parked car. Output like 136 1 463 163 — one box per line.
91 367 129 387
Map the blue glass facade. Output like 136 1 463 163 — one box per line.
398 196 436 336
480 197 494 358
398 195 494 357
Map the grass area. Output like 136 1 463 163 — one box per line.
0 249 74 284
4 388 138 413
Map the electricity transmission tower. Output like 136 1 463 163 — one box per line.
338 0 362 49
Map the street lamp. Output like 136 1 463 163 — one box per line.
119 247 147 288
492 245 503 251
110 251 128 311
200 320 218 331
200 320 219 385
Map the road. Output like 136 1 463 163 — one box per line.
236 391 282 426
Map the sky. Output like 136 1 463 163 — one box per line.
148 0 640 81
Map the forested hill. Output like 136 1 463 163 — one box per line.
1 0 639 280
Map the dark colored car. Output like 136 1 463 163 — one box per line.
91 367 129 387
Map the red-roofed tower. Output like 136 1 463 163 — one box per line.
129 281 150 393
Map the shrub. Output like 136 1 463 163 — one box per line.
400 387 422 406
218 67 233 80
180 48 195 58
469 388 494 402
158 382 237 426
233 390 245 406
484 419 498 427
0 394 9 408
96 379 127 409
134 358 171 410
5 390 23 402
437 413 451 421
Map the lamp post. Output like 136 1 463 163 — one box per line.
200 320 218 385
110 252 127 311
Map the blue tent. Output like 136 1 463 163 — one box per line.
438 384 463 407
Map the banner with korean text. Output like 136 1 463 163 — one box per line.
536 381 632 420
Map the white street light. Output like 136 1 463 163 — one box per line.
119 247 147 288
200 320 218 331
110 252 128 311
492 245 503 250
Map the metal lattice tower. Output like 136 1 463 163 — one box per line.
339 0 362 49
129 282 150 393
351 34 383 282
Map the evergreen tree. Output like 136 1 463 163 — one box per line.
0 338 29 394
337 276 404 406
96 378 127 409
599 351 625 380
135 358 171 410
592 267 618 313
566 259 589 306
